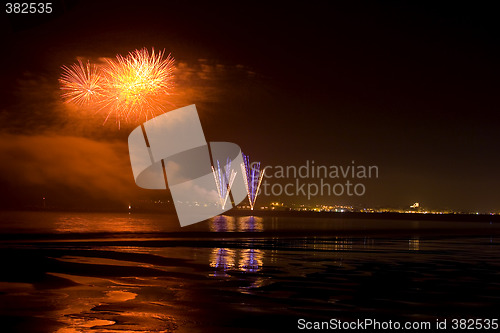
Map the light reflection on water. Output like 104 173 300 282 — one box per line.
54 215 164 234
310 237 353 251
209 215 236 232
54 213 266 234
2 211 497 236
208 215 264 232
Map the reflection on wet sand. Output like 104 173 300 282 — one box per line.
238 248 264 272
409 237 420 251
209 216 265 275
210 248 264 275
1 212 499 333
210 248 236 271
45 272 179 333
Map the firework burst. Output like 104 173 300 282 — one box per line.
60 48 175 126
59 60 104 105
101 48 175 123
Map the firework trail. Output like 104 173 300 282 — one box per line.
241 154 265 210
60 48 175 127
212 158 237 209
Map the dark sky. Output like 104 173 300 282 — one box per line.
0 1 499 212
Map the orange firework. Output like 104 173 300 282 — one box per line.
101 48 175 123
59 60 104 105
60 48 175 126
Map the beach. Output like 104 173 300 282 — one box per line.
0 211 499 332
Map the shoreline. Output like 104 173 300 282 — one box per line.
3 208 500 223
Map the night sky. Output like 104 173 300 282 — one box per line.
0 1 499 212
